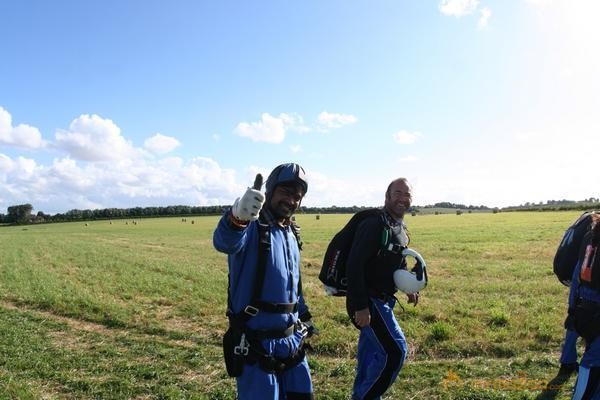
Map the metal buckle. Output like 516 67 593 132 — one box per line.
244 305 259 316
387 243 403 254
297 322 308 339
234 333 249 356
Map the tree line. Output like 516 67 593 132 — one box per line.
502 199 600 212
0 204 397 225
0 204 387 225
1 199 599 226
0 204 226 225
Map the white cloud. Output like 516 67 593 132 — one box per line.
524 0 552 5
393 130 422 144
478 7 492 28
439 0 480 16
235 113 304 143
0 110 260 214
144 133 180 155
317 111 358 130
0 153 12 174
302 169 387 207
0 155 44 208
49 157 95 191
55 114 136 161
399 155 418 163
234 111 354 141
13 156 37 179
1 110 381 213
286 114 311 133
0 150 243 214
0 106 46 149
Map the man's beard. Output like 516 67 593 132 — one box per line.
270 201 295 219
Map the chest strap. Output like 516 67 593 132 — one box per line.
249 324 296 340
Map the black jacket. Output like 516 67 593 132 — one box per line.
346 211 408 314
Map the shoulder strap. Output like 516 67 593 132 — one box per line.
380 210 411 253
289 221 305 301
291 221 302 251
226 221 272 323
252 221 271 307
229 219 304 326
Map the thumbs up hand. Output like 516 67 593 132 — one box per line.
231 174 265 222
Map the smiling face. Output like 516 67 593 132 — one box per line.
268 183 305 220
385 179 412 220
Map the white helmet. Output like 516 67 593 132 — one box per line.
393 248 428 294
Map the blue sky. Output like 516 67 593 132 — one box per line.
1 0 599 214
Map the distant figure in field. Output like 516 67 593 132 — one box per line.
567 213 600 399
213 163 316 400
346 178 418 400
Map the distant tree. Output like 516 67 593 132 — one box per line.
65 209 84 221
33 211 49 223
7 204 33 225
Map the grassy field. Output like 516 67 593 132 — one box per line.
0 211 588 399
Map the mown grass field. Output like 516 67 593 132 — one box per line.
0 211 588 399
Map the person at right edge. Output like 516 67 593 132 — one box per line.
346 177 418 400
567 214 600 399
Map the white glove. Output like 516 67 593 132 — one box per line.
231 187 265 221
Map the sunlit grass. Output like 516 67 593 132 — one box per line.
0 211 586 399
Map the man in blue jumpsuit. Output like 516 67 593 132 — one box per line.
568 214 600 399
346 178 419 400
213 163 315 400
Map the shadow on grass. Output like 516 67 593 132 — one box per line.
535 367 577 400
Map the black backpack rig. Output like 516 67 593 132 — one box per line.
553 211 599 286
564 217 600 343
318 209 403 296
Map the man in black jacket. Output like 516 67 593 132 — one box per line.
346 178 418 400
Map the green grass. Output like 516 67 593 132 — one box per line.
0 212 587 399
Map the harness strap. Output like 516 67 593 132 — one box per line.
227 301 298 323
250 324 296 340
246 322 309 373
254 301 298 314
252 220 271 305
385 243 405 254
225 220 272 324
224 216 308 374
225 216 271 319
571 297 600 343
253 346 307 373
232 218 303 321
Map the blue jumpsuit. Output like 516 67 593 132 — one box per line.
346 211 408 400
561 329 580 366
561 266 581 367
569 256 600 399
213 210 313 400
